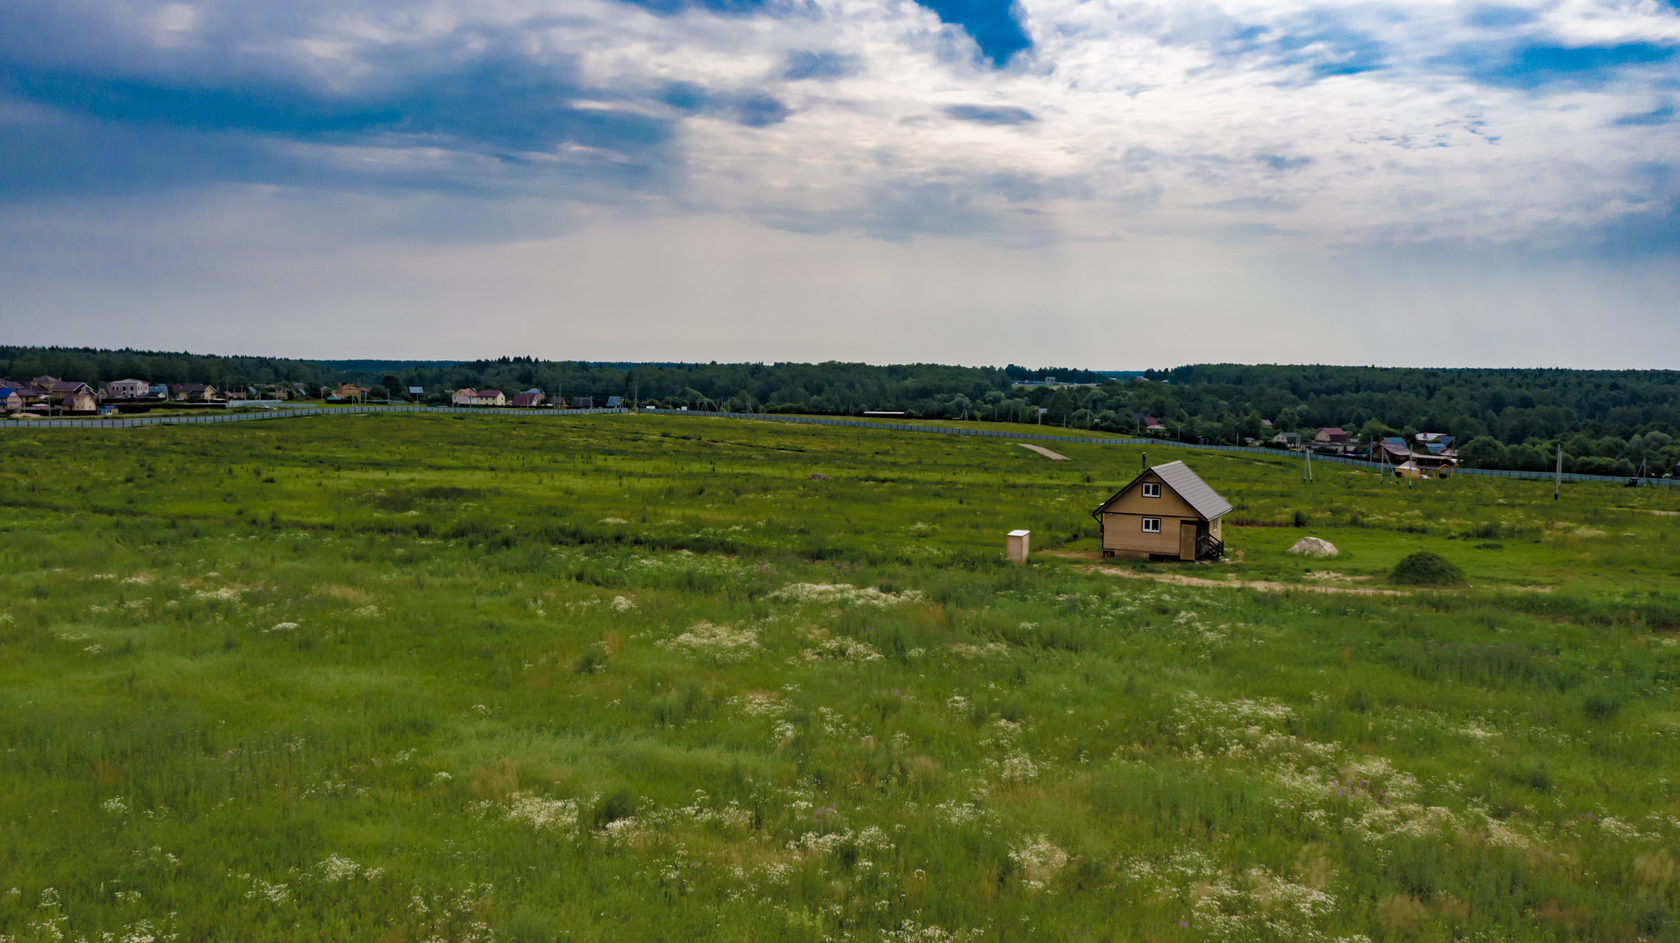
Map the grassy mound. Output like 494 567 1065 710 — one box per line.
1390 550 1466 585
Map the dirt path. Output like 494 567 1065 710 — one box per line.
1085 564 1409 595
1018 443 1071 460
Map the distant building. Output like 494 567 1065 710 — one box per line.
604 396 624 409
1091 461 1230 561
49 381 98 412
1313 427 1349 447
510 390 546 408
327 383 369 402
171 383 220 402
1415 433 1456 455
569 396 594 409
451 389 506 407
103 378 150 399
1371 436 1412 465
1272 432 1303 449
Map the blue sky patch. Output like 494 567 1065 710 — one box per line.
912 0 1032 67
1612 103 1676 126
944 104 1036 124
1464 5 1538 28
1255 153 1313 173
1216 11 1388 83
659 81 791 126
1447 41 1677 89
783 50 861 81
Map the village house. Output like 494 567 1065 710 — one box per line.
1370 436 1412 465
452 388 507 407
510 389 546 408
1271 431 1303 449
569 396 595 409
103 378 151 399
327 383 369 402
1 388 21 414
1414 432 1456 456
1312 427 1350 450
49 381 99 413
1091 460 1231 561
171 383 220 402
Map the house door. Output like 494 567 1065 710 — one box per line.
1178 522 1196 560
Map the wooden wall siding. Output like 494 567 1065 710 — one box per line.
1101 512 1193 557
1101 472 1200 519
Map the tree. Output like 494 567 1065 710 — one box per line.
1457 436 1507 469
1275 407 1298 432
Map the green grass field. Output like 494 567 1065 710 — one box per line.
2 413 1677 942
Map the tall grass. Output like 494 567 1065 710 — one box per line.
0 414 1676 941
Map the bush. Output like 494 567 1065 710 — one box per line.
1390 551 1466 586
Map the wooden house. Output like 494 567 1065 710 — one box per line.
0 389 20 414
1091 460 1231 561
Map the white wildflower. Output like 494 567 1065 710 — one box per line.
317 855 361 882
660 622 761 662
1009 835 1070 890
769 582 924 607
799 637 882 663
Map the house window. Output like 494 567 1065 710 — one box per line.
1142 517 1161 533
1142 482 1161 498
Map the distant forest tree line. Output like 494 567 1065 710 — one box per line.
6 347 1677 477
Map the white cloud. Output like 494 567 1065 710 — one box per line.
1 0 1676 364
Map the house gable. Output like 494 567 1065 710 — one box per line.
1094 469 1202 521
1093 460 1231 523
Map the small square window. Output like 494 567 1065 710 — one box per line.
1142 517 1161 533
1142 482 1161 498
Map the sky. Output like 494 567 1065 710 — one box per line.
1 0 1677 369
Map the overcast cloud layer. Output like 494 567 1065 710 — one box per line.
2 0 1677 367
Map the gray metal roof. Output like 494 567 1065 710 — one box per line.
1150 460 1232 520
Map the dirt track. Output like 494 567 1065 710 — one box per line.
1018 443 1071 460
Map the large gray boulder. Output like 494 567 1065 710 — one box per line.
1288 536 1339 557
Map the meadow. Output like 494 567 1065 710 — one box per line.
1 413 1677 942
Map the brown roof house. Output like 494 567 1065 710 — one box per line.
1091 460 1232 561
49 381 99 413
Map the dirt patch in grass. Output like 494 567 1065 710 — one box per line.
1084 565 1410 596
1017 443 1071 460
